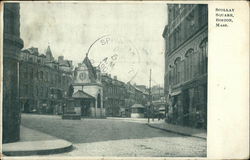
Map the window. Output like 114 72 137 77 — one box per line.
59 76 61 84
28 56 33 62
199 39 208 74
176 26 181 46
169 34 173 51
40 71 43 81
24 66 28 79
41 87 44 97
168 72 171 86
45 72 48 82
29 85 33 96
37 59 41 64
35 70 38 79
185 49 194 81
54 75 57 84
30 68 33 80
24 85 28 95
174 57 181 85
57 75 60 84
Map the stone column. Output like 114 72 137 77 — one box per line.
3 3 23 143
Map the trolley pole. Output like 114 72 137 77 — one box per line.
148 69 152 123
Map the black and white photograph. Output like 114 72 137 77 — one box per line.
2 1 208 158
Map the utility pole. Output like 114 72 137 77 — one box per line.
159 84 161 99
148 69 152 123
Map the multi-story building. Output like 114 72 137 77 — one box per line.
163 4 208 128
3 3 24 143
102 74 126 117
124 83 149 117
134 85 150 106
101 76 149 117
19 46 73 114
151 85 164 101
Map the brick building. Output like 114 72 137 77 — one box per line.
101 74 126 117
101 74 149 117
19 46 73 114
151 85 164 101
125 83 149 117
163 4 208 128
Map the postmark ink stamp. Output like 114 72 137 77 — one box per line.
88 34 140 83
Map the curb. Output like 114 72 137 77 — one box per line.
3 140 73 156
146 123 206 140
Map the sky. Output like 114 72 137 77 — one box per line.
20 2 168 87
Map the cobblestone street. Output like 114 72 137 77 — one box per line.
21 114 206 157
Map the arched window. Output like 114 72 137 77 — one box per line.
199 39 208 74
168 65 173 86
174 57 181 84
185 49 194 81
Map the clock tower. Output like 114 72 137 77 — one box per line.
74 63 91 84
72 56 104 118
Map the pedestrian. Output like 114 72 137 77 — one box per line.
195 111 203 128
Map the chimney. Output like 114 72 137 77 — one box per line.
114 76 117 80
58 56 64 64
68 60 72 67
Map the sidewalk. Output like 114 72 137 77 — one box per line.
2 126 73 156
107 117 150 123
147 121 207 139
107 117 206 139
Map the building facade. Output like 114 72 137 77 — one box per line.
163 4 208 129
151 85 164 101
101 75 149 118
124 83 149 117
19 46 73 114
101 74 126 117
3 3 24 143
72 56 105 118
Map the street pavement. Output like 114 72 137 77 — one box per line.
21 114 206 157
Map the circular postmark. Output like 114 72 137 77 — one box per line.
88 34 140 83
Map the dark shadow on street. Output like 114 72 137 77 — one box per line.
21 114 199 144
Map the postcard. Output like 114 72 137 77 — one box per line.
0 1 249 159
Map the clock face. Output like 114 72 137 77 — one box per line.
79 72 87 81
88 34 140 83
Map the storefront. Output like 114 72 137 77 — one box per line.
167 79 207 129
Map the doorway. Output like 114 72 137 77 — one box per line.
24 100 30 113
183 90 190 126
80 100 91 117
